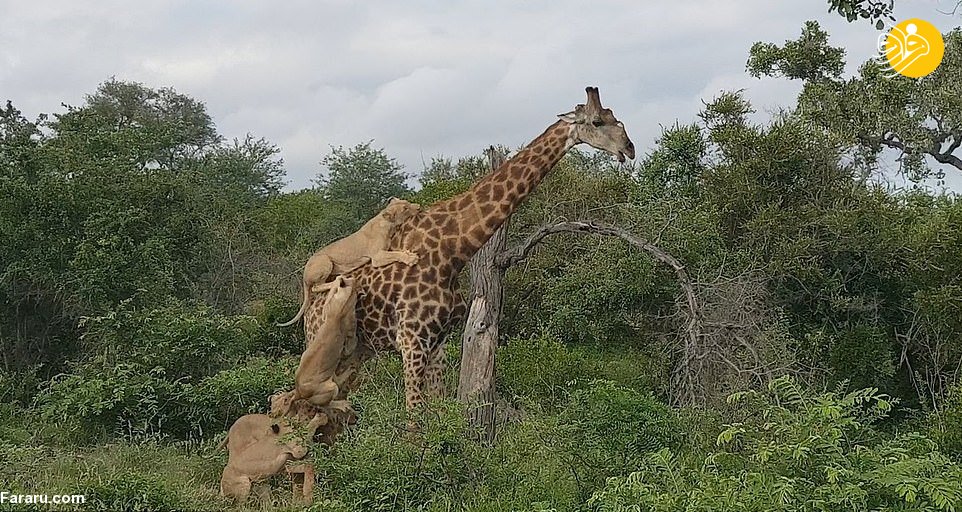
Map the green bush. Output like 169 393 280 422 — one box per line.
313 399 484 511
244 294 306 355
82 473 189 512
933 383 962 460
588 377 962 511
34 300 295 443
561 381 681 460
547 381 684 498
188 355 297 434
581 347 669 397
77 300 262 382
38 364 193 443
37 355 298 443
498 334 589 407
0 365 44 406
828 324 897 391
539 243 664 347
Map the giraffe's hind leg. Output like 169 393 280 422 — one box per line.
424 290 465 400
424 343 447 401
396 322 429 411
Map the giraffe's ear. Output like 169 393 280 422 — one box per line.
557 111 578 123
558 104 587 124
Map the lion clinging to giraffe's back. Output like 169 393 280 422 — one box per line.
277 198 422 327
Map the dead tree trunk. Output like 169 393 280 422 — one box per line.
457 146 507 444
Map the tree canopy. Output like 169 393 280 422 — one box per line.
750 22 962 180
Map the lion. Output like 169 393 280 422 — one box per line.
274 276 358 417
219 414 309 506
277 198 421 327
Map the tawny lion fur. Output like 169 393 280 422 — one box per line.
274 276 357 417
277 198 421 327
219 414 308 506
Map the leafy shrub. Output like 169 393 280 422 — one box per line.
78 300 262 382
67 207 182 313
551 381 683 496
932 382 962 460
498 334 589 407
188 355 297 434
0 365 44 406
561 381 681 459
314 399 484 511
498 334 668 410
588 377 962 511
243 294 306 355
539 243 663 346
38 364 193 443
581 347 669 397
35 299 295 443
38 354 298 443
82 473 188 512
828 324 897 391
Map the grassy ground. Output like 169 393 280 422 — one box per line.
0 343 668 511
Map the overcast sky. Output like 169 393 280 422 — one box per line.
1 0 960 191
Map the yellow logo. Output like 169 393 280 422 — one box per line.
878 18 944 78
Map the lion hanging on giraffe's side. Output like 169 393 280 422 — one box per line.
277 198 422 327
273 276 358 418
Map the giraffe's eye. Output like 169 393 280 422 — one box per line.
591 119 604 127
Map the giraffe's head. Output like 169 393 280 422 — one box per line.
558 87 635 163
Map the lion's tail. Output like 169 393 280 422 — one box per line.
276 281 310 327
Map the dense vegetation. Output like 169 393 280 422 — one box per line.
2 22 962 511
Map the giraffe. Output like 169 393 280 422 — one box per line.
310 87 635 410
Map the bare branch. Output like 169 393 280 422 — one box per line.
495 220 706 405
861 133 962 171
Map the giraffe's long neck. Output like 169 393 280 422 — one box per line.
427 120 574 268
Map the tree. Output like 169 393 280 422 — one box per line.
0 80 270 386
0 101 43 182
44 79 220 176
192 135 285 200
827 0 895 29
316 142 411 220
458 147 507 444
414 154 490 205
750 24 962 180
747 21 846 81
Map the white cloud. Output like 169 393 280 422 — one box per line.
1 0 958 189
